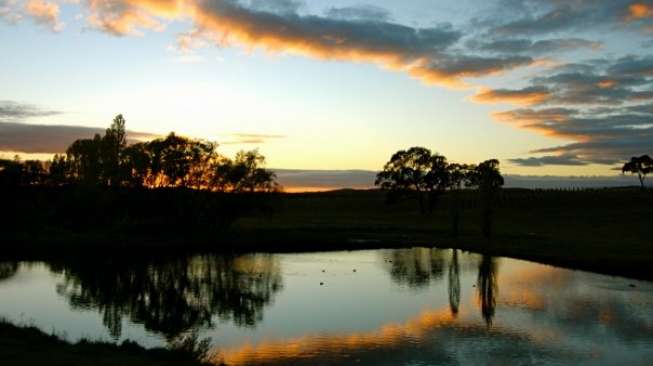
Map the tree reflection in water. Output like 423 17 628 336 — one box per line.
49 254 283 340
0 262 18 281
477 255 498 327
382 248 447 288
448 250 460 317
382 248 499 325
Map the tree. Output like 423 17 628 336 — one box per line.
0 157 23 187
121 142 151 188
12 114 278 193
467 159 504 239
211 150 278 193
101 114 127 186
48 154 70 185
66 134 103 185
622 155 652 189
375 147 450 214
21 160 47 185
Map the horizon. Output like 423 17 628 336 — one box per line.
1 0 652 177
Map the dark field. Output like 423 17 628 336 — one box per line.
234 188 653 279
2 186 652 279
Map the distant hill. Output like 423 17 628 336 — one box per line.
273 169 648 192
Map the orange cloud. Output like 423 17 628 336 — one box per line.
79 0 532 88
492 108 590 141
25 0 63 31
627 3 653 20
596 79 617 89
86 0 167 35
472 86 551 106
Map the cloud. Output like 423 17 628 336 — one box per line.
498 104 653 165
269 169 643 190
71 0 541 87
606 54 653 76
491 58 653 167
626 2 653 20
488 0 653 35
249 0 302 15
273 169 376 191
467 38 601 55
325 5 391 22
221 132 286 145
0 100 62 122
0 121 158 153
477 54 653 117
472 86 551 105
25 0 64 31
85 0 171 36
509 155 588 167
0 0 23 23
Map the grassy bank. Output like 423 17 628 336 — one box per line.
0 320 210 366
232 188 653 280
1 186 652 280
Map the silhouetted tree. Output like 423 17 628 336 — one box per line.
375 147 450 214
622 155 652 189
48 154 70 185
122 142 151 188
101 114 127 186
66 134 103 185
0 157 47 186
0 157 24 187
41 114 277 191
467 159 504 239
212 150 278 193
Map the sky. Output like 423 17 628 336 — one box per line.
1 0 652 176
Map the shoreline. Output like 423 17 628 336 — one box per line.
2 233 651 282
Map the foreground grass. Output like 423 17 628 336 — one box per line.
0 320 210 366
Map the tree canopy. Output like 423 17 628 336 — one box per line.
374 147 451 213
1 115 278 193
375 148 503 215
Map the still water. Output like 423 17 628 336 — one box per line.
0 248 652 365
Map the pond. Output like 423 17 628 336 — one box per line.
0 248 651 365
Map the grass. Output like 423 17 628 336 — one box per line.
0 320 211 366
1 186 652 280
231 188 653 280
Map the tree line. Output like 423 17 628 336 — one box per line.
0 114 278 192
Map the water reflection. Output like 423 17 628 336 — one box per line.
476 255 498 327
50 254 282 340
211 308 571 366
0 262 18 281
0 249 651 365
382 247 446 288
448 250 460 317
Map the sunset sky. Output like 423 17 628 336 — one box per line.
1 0 652 175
